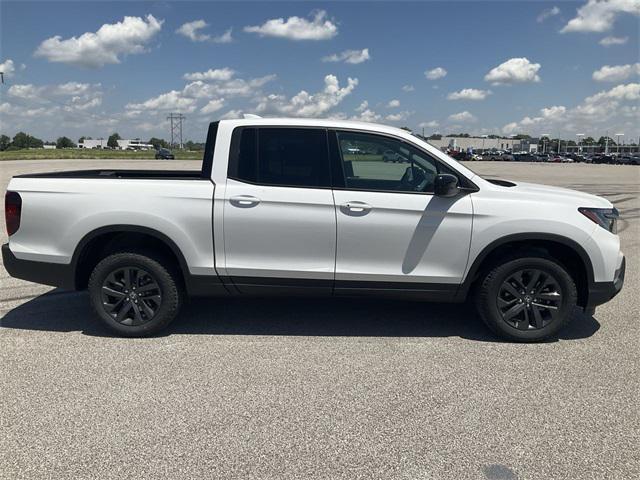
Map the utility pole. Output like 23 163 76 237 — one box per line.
167 113 186 149
615 133 624 154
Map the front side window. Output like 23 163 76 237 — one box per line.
230 127 330 188
335 131 451 193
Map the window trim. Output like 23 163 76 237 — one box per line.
329 128 478 194
227 126 334 190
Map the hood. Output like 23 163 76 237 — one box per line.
484 178 612 208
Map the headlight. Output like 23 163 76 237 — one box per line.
579 207 618 233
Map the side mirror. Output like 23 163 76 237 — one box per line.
434 173 459 197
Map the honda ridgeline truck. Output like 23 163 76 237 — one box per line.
3 118 625 341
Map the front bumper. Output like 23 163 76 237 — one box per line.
2 243 75 289
586 256 625 310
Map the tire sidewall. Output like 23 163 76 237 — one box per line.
88 253 180 337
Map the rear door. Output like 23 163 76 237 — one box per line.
223 127 336 294
330 130 473 298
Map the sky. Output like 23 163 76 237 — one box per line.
0 0 639 142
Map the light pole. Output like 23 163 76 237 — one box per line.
481 134 488 152
542 134 550 154
576 133 584 154
615 133 624 154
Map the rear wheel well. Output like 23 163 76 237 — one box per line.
74 231 184 290
469 239 590 307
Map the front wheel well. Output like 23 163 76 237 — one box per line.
468 239 590 308
74 230 185 291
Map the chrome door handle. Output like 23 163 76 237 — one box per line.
230 195 261 208
340 201 372 216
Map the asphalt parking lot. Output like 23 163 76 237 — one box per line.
1 160 638 480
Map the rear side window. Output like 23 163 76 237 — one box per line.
229 128 330 188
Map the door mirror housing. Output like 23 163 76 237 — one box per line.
434 174 459 197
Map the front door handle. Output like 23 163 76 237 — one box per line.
340 201 372 217
230 195 261 208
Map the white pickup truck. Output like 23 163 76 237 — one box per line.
3 118 625 341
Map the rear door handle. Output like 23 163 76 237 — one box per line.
230 195 261 208
340 201 372 216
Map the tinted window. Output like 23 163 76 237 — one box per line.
336 131 453 193
230 128 330 188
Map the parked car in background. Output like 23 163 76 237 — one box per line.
619 155 640 165
155 148 175 160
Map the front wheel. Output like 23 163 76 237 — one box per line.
88 252 182 337
475 256 577 342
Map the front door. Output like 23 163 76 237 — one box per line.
223 127 336 294
331 130 473 297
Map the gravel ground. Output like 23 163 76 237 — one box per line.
1 160 638 480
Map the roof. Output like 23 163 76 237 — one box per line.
218 117 410 138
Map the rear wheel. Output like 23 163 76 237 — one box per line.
88 252 182 337
476 256 577 342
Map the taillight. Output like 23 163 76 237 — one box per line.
5 191 22 236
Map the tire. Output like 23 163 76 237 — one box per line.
88 252 182 337
475 255 577 342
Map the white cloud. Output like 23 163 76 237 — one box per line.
350 101 385 122
447 88 492 101
255 74 357 117
355 100 369 112
402 84 415 92
385 111 411 122
182 74 276 98
561 0 640 33
214 29 234 44
244 10 338 40
7 82 102 110
419 120 439 128
177 20 209 41
599 35 629 46
176 20 233 43
322 48 370 64
502 83 640 135
387 99 400 108
485 58 541 85
0 59 15 78
34 14 163 68
200 98 226 114
219 109 244 120
585 82 640 103
126 90 198 113
448 111 477 122
183 67 235 82
537 6 561 22
425 67 447 80
592 63 640 82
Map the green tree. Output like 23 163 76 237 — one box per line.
597 136 616 146
0 134 10 151
107 132 121 149
12 132 44 149
56 136 76 149
148 137 169 150
582 136 596 145
184 140 204 151
400 126 412 133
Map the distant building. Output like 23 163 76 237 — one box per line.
43 144 56 150
427 136 518 152
117 139 153 150
78 139 108 149
513 138 539 153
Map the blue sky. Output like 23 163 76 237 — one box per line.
1 0 638 142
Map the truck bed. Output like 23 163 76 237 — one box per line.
15 169 206 180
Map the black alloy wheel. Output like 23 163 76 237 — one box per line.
497 268 562 330
101 266 162 326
